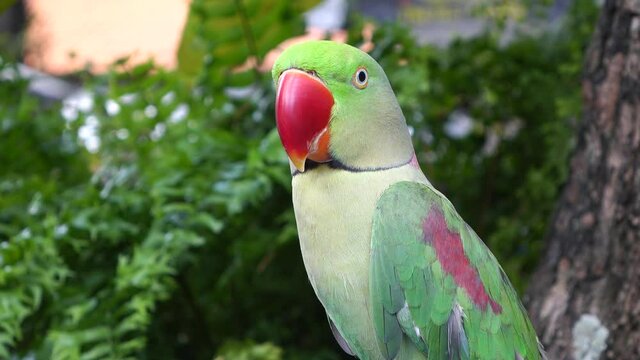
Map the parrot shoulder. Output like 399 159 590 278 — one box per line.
369 181 543 360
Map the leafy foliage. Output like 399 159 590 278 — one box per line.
177 0 319 87
0 0 17 15
0 1 598 359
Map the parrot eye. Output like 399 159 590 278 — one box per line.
352 67 368 89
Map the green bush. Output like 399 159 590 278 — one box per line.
177 0 319 87
0 1 598 359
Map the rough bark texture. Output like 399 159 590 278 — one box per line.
525 1 640 359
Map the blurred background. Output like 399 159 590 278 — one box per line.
0 0 600 359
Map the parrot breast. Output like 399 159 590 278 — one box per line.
291 161 428 359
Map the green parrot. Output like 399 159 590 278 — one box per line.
272 41 545 360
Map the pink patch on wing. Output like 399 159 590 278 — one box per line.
423 208 502 314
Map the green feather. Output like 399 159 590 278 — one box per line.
370 181 542 359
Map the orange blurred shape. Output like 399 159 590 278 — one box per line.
25 0 190 74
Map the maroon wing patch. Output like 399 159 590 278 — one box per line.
423 208 502 314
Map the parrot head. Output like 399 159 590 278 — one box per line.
272 41 414 172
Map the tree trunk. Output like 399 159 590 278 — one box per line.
525 1 640 359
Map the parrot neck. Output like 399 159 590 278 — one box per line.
300 155 415 174
328 95 415 171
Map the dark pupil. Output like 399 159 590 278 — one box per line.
358 70 366 83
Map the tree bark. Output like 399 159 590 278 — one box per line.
525 1 640 359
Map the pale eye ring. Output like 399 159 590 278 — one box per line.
352 67 368 89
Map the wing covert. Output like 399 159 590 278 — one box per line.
370 181 541 360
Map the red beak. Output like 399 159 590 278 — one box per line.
276 69 333 172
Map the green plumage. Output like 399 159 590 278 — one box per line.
273 41 544 360
371 182 541 359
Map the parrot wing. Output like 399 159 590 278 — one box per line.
370 181 543 360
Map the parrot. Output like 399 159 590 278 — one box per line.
272 40 545 360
